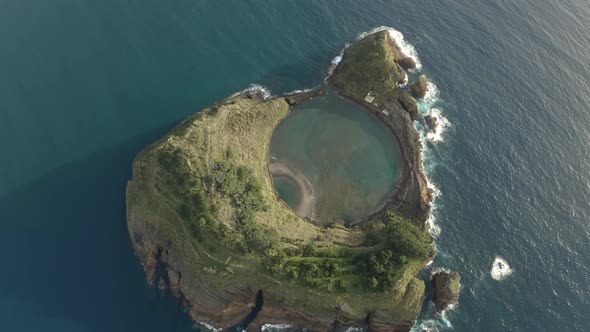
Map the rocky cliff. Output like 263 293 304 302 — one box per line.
126 30 436 331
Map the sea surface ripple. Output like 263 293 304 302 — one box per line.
1 0 590 331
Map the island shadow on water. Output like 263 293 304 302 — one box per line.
269 88 402 225
0 126 197 332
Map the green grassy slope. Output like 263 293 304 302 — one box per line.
331 30 406 105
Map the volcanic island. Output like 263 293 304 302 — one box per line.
126 30 457 331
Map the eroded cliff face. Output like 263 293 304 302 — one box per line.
128 221 256 329
127 215 410 331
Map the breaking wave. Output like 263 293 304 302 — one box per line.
230 84 272 100
195 322 222 332
491 256 513 280
426 108 451 143
344 327 367 332
415 78 450 240
411 317 453 332
423 81 440 105
261 323 298 331
410 299 454 332
330 42 350 66
284 87 314 95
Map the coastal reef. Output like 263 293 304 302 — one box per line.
127 30 437 331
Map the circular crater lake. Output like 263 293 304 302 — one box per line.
270 91 401 223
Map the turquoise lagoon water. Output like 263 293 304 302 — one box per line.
270 92 400 223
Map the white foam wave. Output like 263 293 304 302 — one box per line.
230 84 272 100
425 108 450 143
331 55 342 65
357 26 422 70
423 81 440 104
427 178 441 200
195 321 222 332
430 267 451 277
344 327 367 332
410 303 454 332
330 42 350 66
491 256 513 280
410 318 448 332
415 90 449 240
426 214 441 238
417 81 440 115
399 75 409 87
285 88 314 95
413 80 450 143
326 43 351 82
261 323 297 331
417 135 442 238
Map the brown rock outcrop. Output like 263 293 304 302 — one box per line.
411 75 428 99
432 271 461 313
424 114 438 132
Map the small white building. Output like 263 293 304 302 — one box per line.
364 92 375 103
381 109 389 116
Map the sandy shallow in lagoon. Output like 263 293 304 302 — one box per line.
269 159 316 220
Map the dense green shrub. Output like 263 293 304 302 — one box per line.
365 249 397 289
385 212 435 259
206 160 272 252
207 161 265 217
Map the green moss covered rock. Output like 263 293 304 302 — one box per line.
432 271 461 313
411 74 428 99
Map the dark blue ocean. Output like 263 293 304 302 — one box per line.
2 0 590 331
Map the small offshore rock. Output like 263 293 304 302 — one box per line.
411 75 428 99
424 115 438 132
432 271 461 313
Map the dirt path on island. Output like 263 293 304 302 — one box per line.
269 159 316 220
